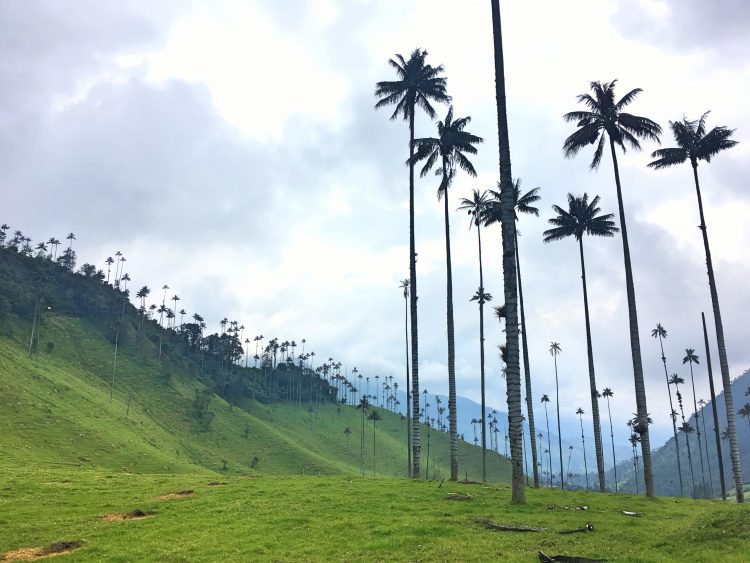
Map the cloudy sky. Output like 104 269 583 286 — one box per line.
3 0 749 448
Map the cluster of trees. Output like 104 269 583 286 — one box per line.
375 2 744 504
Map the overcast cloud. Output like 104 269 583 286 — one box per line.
2 0 748 449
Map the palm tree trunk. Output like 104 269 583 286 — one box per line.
702 312 726 500
658 335 684 495
578 237 606 492
554 356 564 490
608 139 654 497
408 111 421 479
579 416 589 489
491 0 524 504
544 405 552 487
692 163 743 503
606 396 617 492
687 361 707 493
404 291 412 478
476 222 487 484
442 173 459 483
515 234 539 488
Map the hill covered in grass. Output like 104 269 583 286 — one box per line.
0 246 511 482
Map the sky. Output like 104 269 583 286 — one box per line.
2 0 749 449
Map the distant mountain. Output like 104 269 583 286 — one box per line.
609 368 750 497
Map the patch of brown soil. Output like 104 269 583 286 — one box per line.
157 489 195 500
3 540 83 561
99 509 154 522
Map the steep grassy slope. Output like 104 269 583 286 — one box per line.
0 312 511 482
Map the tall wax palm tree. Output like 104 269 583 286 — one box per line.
651 323 684 496
357 396 370 477
648 113 742 501
411 105 482 483
602 388 618 491
368 410 383 476
398 279 412 477
563 80 661 497
576 408 590 490
543 192 617 492
486 179 542 488
66 232 76 250
171 296 180 329
375 48 450 479
459 188 493 483
491 0 524 503
697 398 714 495
629 432 641 494
670 373 696 494
683 348 707 492
549 342 564 489
701 318 727 500
738 404 750 433
541 394 552 487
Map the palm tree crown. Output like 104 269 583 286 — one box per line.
648 112 737 170
411 106 483 194
683 349 699 365
563 80 661 169
374 49 450 121
543 194 618 242
485 178 540 224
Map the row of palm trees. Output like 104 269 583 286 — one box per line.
377 2 743 504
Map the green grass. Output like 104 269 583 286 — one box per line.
2 314 748 560
1 467 748 561
0 313 510 482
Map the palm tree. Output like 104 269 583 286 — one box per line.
683 348 707 492
171 296 180 329
739 404 750 433
567 445 574 488
629 432 641 494
648 113 742 501
543 193 617 492
66 232 76 250
563 80 661 497
398 279 412 478
697 398 714 496
601 388 618 492
485 179 542 488
491 0 524 503
459 188 492 484
541 394 552 487
412 106 482 483
651 323 684 496
549 342 564 489
375 48 450 480
576 407 590 490
356 396 370 477
368 410 382 477
670 373 696 494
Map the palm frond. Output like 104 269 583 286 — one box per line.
648 147 687 169
615 87 643 110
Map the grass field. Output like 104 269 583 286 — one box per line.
2 307 749 561
0 313 510 483
1 467 748 561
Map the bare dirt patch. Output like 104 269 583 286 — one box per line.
99 509 154 522
157 489 195 500
2 540 83 561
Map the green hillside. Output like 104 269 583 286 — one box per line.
0 248 511 483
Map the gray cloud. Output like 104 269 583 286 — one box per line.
612 0 750 56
